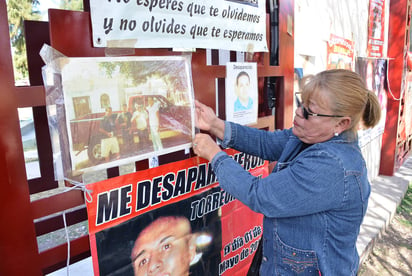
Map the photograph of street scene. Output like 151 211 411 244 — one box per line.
60 56 195 172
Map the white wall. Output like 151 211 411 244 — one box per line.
294 0 389 73
293 0 391 180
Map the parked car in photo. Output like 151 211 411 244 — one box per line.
69 94 193 164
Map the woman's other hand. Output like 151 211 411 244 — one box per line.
193 133 221 161
195 100 225 139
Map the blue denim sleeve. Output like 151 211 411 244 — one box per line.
216 121 232 149
219 121 290 161
211 151 229 169
211 146 348 218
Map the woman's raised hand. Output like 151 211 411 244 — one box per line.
195 100 217 131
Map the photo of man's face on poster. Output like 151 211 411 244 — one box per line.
234 71 253 112
130 216 198 276
225 62 258 126
94 190 222 276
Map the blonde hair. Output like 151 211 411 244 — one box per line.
301 69 381 133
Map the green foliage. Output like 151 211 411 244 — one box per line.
60 0 83 11
7 0 83 81
7 0 41 80
396 183 412 227
99 60 190 91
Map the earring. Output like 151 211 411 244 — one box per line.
334 132 339 136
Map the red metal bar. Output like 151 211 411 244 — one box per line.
31 190 85 220
34 207 87 236
15 85 46 107
0 1 42 274
39 236 91 274
379 0 410 175
275 0 294 129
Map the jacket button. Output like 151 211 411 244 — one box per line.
262 256 268 262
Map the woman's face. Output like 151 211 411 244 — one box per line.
292 90 340 144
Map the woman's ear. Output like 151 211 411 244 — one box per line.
335 116 352 133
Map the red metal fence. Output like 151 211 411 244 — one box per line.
0 1 294 274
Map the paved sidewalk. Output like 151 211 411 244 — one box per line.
357 155 412 265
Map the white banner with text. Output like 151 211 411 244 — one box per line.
90 0 268 52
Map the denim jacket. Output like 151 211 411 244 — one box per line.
212 122 370 275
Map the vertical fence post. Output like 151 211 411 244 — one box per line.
0 1 42 274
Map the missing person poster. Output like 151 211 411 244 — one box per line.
326 34 354 71
225 62 258 125
58 56 195 174
89 0 268 52
355 57 388 146
86 148 267 275
402 72 412 141
366 0 385 58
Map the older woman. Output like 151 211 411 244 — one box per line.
192 69 381 275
